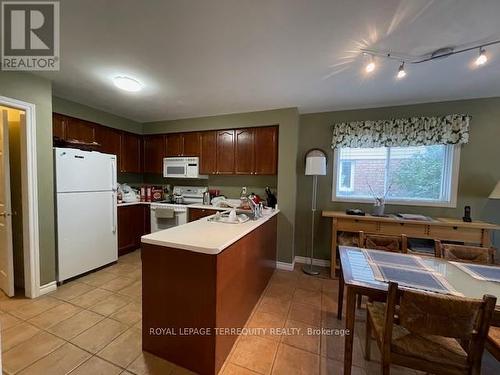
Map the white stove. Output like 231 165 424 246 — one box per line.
150 186 207 232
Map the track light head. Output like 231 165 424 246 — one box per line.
365 55 376 73
475 47 487 66
397 62 406 79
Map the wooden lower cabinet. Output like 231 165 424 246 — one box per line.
188 207 220 222
118 205 150 256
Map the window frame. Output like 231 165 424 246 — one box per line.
331 144 461 208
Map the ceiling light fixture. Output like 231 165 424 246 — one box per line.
475 47 487 66
113 76 143 92
397 62 406 79
365 55 376 73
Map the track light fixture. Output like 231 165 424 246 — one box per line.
359 38 499 79
475 47 487 66
397 62 406 79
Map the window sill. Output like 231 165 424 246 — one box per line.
331 197 457 208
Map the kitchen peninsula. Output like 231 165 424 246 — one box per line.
140 209 279 375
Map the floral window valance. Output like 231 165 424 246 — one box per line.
331 114 470 149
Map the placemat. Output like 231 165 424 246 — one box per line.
371 263 460 295
451 262 500 283
362 249 431 270
362 249 460 295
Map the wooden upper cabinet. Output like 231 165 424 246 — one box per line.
216 130 235 174
254 126 278 175
52 113 67 140
165 134 183 157
199 131 217 174
235 128 255 174
120 132 142 173
182 132 201 156
65 117 95 143
94 126 121 157
143 135 165 174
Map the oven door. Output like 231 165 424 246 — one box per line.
163 159 187 178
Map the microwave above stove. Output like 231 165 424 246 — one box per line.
163 157 207 179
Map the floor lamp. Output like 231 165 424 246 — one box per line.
303 149 327 276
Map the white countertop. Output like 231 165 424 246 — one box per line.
141 209 279 255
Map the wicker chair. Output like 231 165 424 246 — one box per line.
365 282 496 375
362 233 408 254
355 233 407 308
435 240 495 264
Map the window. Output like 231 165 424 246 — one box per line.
332 144 460 207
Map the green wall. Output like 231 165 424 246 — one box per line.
296 97 500 260
0 72 55 284
52 96 142 134
144 108 300 263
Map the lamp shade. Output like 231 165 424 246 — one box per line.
489 181 500 199
305 149 327 176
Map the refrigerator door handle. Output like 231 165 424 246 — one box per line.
112 192 117 234
111 158 117 192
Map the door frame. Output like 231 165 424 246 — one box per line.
0 95 40 298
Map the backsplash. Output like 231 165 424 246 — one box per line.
139 173 277 199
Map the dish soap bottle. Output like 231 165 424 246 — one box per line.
240 186 248 209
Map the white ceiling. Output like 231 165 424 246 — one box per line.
38 0 500 122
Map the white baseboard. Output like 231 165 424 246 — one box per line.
276 261 294 271
39 281 57 296
294 256 330 267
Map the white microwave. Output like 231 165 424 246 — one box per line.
163 157 207 179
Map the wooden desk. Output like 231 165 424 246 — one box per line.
322 211 500 278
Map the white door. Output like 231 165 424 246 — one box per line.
0 110 15 296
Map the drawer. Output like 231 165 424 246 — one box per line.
336 219 378 233
378 222 427 237
428 226 483 243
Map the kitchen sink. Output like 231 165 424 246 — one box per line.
208 209 257 223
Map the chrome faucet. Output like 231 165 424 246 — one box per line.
246 197 263 219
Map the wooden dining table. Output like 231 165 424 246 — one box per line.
337 246 500 375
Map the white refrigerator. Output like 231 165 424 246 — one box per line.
55 147 118 282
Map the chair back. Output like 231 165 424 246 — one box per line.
398 288 496 340
438 242 495 264
364 234 407 253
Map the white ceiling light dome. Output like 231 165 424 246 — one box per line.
113 76 143 92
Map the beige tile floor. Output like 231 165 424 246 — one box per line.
1 250 498 374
